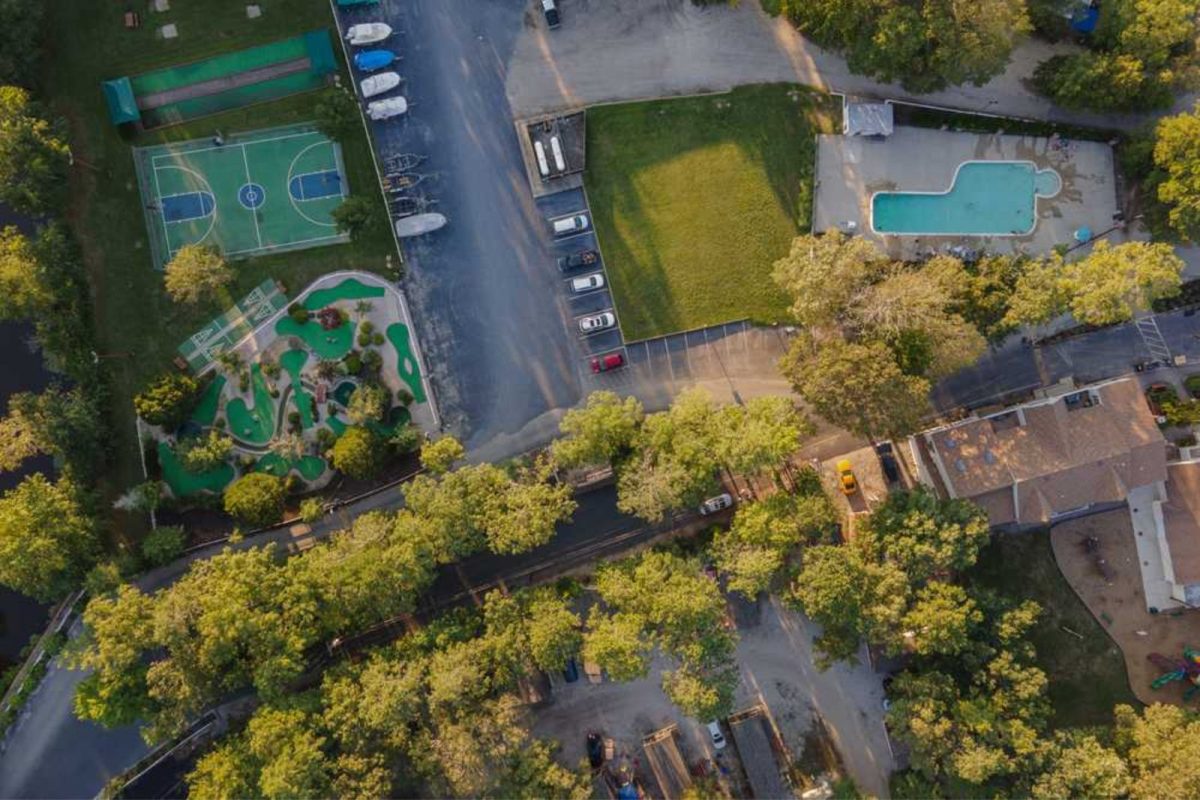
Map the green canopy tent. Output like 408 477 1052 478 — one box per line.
102 77 141 126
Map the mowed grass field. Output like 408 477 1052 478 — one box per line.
968 531 1138 728
42 0 393 506
584 84 839 341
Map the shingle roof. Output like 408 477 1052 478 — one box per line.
919 378 1166 525
1162 462 1200 585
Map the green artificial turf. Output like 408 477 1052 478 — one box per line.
43 0 393 499
583 84 839 341
968 531 1139 728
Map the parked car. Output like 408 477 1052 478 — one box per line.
571 273 605 293
591 352 625 373
586 732 604 768
706 721 726 750
542 0 561 28
578 311 615 333
875 441 900 485
552 213 590 236
836 459 858 496
558 249 599 272
698 493 733 515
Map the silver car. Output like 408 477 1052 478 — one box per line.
571 273 605 294
578 312 616 333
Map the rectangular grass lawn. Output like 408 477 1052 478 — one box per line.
584 84 839 341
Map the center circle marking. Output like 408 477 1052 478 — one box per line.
238 183 266 210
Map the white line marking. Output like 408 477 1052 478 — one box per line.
239 144 264 249
153 130 323 162
220 231 347 257
154 163 219 257
285 142 340 227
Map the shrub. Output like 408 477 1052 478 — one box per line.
357 331 372 348
223 473 286 528
360 320 375 336
317 307 344 330
287 303 309 324
343 351 363 375
140 525 186 567
134 373 200 428
372 332 385 346
331 426 385 479
316 428 337 453
1186 374 1200 399
299 498 324 523
362 349 382 373
396 387 414 406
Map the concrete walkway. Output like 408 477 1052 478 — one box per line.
505 0 1183 129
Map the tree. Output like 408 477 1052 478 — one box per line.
780 337 929 440
1032 52 1168 111
163 245 233 305
1155 104 1200 241
1114 702 1200 800
855 488 990 584
187 738 257 800
663 661 738 721
314 89 360 142
246 705 333 799
224 473 286 528
713 492 835 597
331 425 385 480
0 226 49 320
421 436 464 474
345 382 390 425
771 230 886 328
482 476 576 554
270 432 306 462
901 583 982 656
178 430 234 473
332 196 382 242
0 385 106 476
0 86 69 214
581 612 651 681
1005 253 1070 326
141 525 186 567
0 474 96 600
552 391 644 469
0 0 45 87
1033 734 1130 800
523 590 583 673
68 585 156 728
135 373 201 429
717 395 812 475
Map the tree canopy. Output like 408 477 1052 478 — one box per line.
0 474 97 601
0 86 69 214
223 473 287 528
163 245 234 306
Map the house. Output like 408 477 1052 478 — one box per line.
910 377 1166 529
1154 461 1200 606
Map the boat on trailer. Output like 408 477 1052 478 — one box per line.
384 153 425 173
354 49 398 72
360 71 401 98
346 23 392 46
367 96 408 121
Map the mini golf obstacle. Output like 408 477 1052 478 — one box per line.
102 31 337 130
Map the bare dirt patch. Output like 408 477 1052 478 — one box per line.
1051 511 1200 707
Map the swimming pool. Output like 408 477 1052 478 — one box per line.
871 161 1061 236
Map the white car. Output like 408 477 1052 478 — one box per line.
571 273 605 293
707 721 726 750
578 312 615 333
552 213 590 236
698 493 734 515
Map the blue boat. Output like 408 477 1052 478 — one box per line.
354 49 397 72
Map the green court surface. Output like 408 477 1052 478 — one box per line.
135 123 349 270
131 36 310 96
386 323 427 403
280 349 316 429
303 277 385 311
276 315 355 360
225 364 276 444
189 375 226 427
159 441 235 497
178 279 287 372
255 452 326 481
332 380 357 407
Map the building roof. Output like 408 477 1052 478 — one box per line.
1162 462 1200 587
844 101 893 137
918 378 1166 525
728 710 790 800
642 727 691 798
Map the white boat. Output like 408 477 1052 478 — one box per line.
367 96 408 121
360 71 401 99
395 213 447 238
346 23 392 46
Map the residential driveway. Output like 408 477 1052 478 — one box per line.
531 597 893 798
505 0 1171 128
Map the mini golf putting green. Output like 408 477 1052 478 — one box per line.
332 380 357 408
275 315 355 360
303 277 385 311
368 405 411 437
158 441 235 496
326 416 347 437
225 364 276 445
386 323 426 403
189 374 226 427
255 452 326 481
280 349 316 429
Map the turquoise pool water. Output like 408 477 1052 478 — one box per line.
871 161 1061 236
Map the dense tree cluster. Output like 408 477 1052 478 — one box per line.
163 245 233 306
554 389 811 523
185 587 589 799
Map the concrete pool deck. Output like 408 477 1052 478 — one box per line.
813 125 1119 259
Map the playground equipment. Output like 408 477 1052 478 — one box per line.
1080 535 1115 582
1148 648 1200 700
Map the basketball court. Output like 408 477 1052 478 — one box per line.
134 123 349 269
